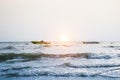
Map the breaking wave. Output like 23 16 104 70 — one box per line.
1 46 16 50
0 53 115 62
1 67 120 78
59 62 120 68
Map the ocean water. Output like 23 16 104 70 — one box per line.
0 41 120 80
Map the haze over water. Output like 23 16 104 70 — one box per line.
0 0 120 80
0 0 120 41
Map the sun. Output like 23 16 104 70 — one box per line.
60 35 69 42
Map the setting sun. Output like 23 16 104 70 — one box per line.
60 35 69 42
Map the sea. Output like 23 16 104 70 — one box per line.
0 41 120 80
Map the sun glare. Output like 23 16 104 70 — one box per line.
60 35 69 42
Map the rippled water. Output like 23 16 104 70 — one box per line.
0 41 120 80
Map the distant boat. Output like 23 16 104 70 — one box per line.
82 41 99 44
31 40 51 44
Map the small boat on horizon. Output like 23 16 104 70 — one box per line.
31 40 51 44
82 41 100 44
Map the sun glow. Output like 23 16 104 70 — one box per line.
60 35 69 42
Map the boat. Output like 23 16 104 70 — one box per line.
31 40 51 44
82 41 100 44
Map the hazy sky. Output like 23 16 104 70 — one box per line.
0 0 120 41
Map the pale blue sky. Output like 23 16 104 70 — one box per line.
0 0 120 41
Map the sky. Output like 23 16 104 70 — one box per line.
0 0 120 41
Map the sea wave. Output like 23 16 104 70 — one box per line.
0 53 89 62
1 67 120 78
59 62 120 68
1 46 16 50
0 53 117 62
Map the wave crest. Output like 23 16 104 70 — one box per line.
0 53 114 62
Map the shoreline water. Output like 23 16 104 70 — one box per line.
0 41 120 80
